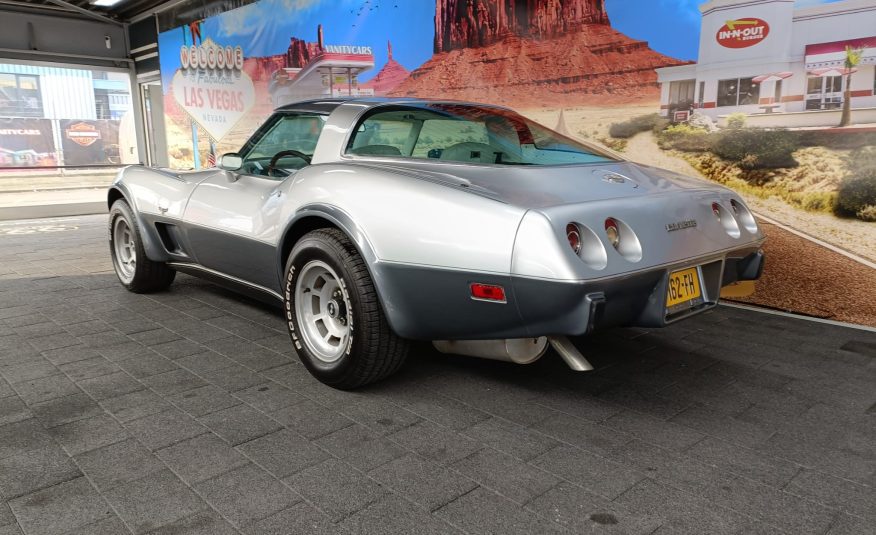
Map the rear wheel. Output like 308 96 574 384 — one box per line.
109 199 175 293
284 228 408 389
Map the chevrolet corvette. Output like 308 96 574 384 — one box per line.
108 98 764 388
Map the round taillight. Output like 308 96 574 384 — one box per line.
568 222 608 270
566 223 582 254
603 218 642 262
711 202 722 220
604 218 620 248
730 199 758 233
711 201 741 238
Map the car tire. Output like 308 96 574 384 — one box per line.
284 228 408 389
109 199 176 293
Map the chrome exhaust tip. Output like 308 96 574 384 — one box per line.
548 336 594 372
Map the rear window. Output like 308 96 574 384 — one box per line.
346 104 618 166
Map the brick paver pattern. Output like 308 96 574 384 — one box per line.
0 215 874 534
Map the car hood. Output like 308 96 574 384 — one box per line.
363 160 723 209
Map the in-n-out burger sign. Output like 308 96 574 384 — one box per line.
180 41 244 71
716 18 770 49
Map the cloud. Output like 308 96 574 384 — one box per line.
217 0 326 37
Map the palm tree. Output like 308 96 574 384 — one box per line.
839 46 864 127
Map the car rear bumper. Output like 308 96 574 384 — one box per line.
513 247 764 335
375 245 764 340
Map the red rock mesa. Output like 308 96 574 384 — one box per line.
392 0 687 108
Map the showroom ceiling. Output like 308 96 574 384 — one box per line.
0 0 173 23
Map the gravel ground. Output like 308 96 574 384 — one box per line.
732 221 876 327
741 196 876 264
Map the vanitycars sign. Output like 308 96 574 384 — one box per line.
171 38 255 141
716 18 770 49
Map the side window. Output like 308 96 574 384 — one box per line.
241 113 325 177
412 120 488 158
348 119 413 157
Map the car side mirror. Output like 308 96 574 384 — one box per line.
218 153 242 172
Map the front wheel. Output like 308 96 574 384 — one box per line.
284 228 408 389
109 199 175 293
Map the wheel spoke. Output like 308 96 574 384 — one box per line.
294 261 351 363
112 218 137 282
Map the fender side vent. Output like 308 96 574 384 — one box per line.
155 223 186 255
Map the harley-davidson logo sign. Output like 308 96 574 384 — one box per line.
716 18 770 49
65 122 101 147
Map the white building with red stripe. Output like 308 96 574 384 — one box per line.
656 0 876 127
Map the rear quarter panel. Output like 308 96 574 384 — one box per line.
279 163 528 274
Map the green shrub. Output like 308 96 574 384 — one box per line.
797 130 876 150
609 114 670 139
725 113 747 129
834 168 876 220
799 191 836 212
656 124 713 152
846 146 876 174
598 136 628 152
712 129 799 169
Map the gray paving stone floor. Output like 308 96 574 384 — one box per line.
0 214 874 534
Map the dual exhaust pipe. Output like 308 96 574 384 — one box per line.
432 336 593 371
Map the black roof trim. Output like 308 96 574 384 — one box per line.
275 98 353 114
274 97 516 115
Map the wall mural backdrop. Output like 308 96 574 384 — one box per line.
158 0 876 326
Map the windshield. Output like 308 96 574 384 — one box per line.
346 103 618 166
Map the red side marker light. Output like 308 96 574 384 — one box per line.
470 283 506 302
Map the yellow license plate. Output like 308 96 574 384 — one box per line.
666 267 702 309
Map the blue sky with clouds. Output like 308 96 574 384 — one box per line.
608 0 845 61
159 0 846 86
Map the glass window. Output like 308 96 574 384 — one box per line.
825 75 843 94
349 118 414 157
346 104 617 166
737 78 759 105
412 119 488 157
717 77 759 107
239 113 326 177
668 80 695 107
0 73 43 117
806 76 844 110
717 79 739 107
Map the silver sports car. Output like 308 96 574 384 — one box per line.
108 98 764 388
